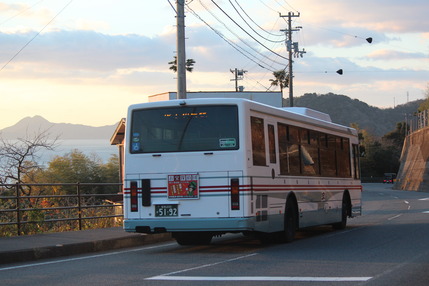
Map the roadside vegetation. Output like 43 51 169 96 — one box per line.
0 132 120 236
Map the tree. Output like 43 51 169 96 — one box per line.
0 130 57 188
358 122 405 179
269 69 289 93
43 150 119 194
168 56 195 73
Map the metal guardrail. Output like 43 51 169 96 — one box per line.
0 183 123 236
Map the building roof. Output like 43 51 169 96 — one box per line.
110 118 126 145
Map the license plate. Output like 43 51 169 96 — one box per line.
155 204 178 217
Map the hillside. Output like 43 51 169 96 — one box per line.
0 94 422 140
288 93 423 136
0 116 117 140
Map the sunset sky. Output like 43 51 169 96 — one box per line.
0 0 428 129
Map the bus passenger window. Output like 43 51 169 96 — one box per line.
320 134 337 177
251 117 266 166
301 130 320 176
278 123 289 174
288 126 301 175
268 124 276 164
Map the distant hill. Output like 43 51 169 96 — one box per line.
0 94 423 140
287 93 423 136
0 116 117 140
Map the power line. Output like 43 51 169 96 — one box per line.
231 0 284 39
166 0 177 14
0 0 45 26
193 0 287 67
0 0 74 72
210 0 289 61
186 5 279 72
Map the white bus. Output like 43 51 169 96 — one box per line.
123 98 361 245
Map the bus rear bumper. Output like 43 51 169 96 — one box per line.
124 217 255 234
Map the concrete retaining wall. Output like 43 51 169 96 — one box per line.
394 127 429 192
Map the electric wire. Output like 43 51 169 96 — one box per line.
186 5 279 72
210 0 289 61
281 0 299 13
257 0 280 13
0 0 45 26
230 0 284 41
194 0 287 68
198 0 283 66
0 0 74 72
167 0 177 14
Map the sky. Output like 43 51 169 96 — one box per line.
0 0 428 129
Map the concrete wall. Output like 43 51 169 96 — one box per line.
394 127 429 192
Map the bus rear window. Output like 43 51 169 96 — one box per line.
130 105 239 153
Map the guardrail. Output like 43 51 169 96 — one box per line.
0 183 123 236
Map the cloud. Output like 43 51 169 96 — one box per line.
366 49 427 61
296 0 429 33
0 30 175 73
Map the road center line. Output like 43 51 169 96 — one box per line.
146 275 372 282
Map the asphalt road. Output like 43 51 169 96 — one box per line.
1 183 429 286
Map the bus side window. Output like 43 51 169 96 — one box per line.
278 123 289 174
251 116 266 166
268 124 276 164
320 134 337 177
288 126 301 175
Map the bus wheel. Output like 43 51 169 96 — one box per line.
277 199 297 243
173 232 213 246
332 194 350 230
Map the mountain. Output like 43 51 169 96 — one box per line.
288 93 423 137
0 94 423 140
0 116 117 140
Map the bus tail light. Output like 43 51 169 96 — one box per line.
231 178 240 210
130 181 138 212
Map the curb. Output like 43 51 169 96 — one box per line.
0 233 172 265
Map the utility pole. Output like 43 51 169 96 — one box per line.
280 12 305 107
230 68 247 92
176 0 187 99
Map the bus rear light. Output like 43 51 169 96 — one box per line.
130 181 138 212
231 178 240 210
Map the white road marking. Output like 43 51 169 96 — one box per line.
388 214 402 220
156 253 258 277
419 198 429 201
423 211 429 214
146 275 372 282
146 252 372 282
0 242 176 272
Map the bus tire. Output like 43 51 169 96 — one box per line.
173 232 213 246
278 198 298 243
332 193 351 230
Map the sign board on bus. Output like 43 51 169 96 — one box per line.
168 174 199 199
